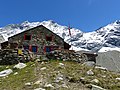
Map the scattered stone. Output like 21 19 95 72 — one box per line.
80 77 85 80
0 69 13 77
13 72 18 75
44 84 54 88
87 69 94 75
34 80 41 85
6 66 9 69
25 82 32 86
55 76 64 83
41 62 45 64
58 63 65 68
59 63 64 66
83 61 95 67
36 59 41 62
14 63 27 69
40 67 47 71
91 79 99 84
101 75 106 78
116 78 120 80
95 66 107 70
80 77 88 84
91 84 106 90
63 59 67 61
61 83 68 88
34 88 46 90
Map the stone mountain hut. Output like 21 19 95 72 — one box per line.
5 25 71 54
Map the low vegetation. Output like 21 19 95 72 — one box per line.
0 60 120 90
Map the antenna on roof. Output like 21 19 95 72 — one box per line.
68 22 73 50
68 23 71 37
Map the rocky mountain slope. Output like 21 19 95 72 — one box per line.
1 61 120 90
1 20 120 52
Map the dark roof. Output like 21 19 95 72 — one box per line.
8 25 63 40
8 25 70 46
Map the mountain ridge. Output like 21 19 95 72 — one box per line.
0 20 120 52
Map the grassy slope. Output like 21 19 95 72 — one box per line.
0 60 120 90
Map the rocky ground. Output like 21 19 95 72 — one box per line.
0 60 120 90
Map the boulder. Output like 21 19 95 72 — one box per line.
86 69 94 75
14 63 27 69
96 51 120 72
83 61 95 67
0 69 13 77
91 85 106 90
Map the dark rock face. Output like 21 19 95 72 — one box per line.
104 38 120 47
0 49 33 65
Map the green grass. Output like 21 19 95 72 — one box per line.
0 60 120 90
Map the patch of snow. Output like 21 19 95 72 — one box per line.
69 46 89 51
98 47 120 52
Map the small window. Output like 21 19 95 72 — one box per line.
46 36 52 41
44 46 51 52
31 46 38 52
23 45 29 50
24 34 31 40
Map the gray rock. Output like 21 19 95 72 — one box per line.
25 82 32 86
14 63 27 69
40 67 47 71
83 61 95 67
96 51 120 72
0 69 13 77
44 83 54 88
86 69 94 75
91 79 99 84
34 88 46 90
92 85 106 90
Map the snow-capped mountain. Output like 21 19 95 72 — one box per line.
1 20 120 52
68 20 120 52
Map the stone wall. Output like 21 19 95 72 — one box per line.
46 50 96 63
0 49 34 65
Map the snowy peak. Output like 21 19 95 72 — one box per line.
68 20 120 52
113 20 120 25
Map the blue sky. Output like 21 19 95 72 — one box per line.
0 0 120 32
